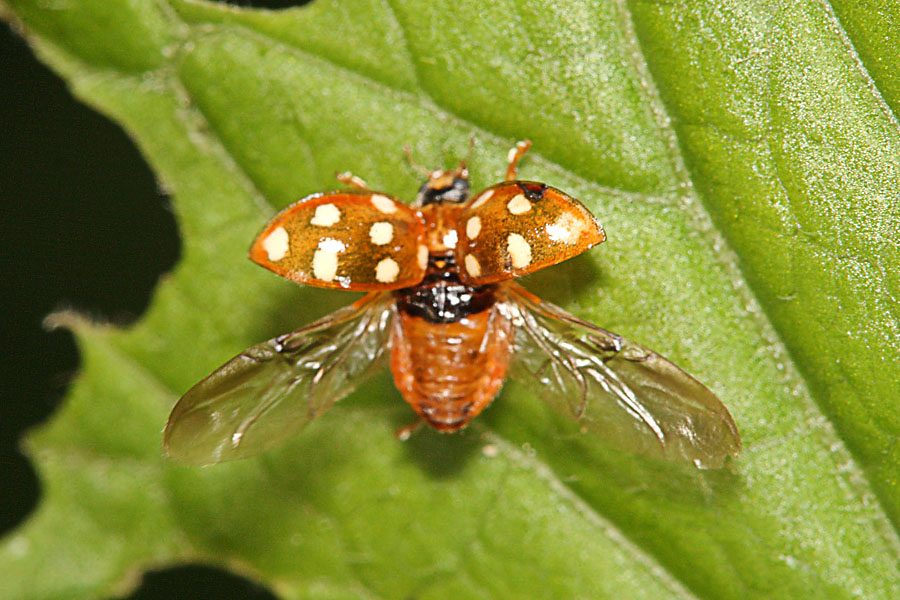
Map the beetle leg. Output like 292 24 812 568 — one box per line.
394 417 425 441
504 139 532 181
335 171 370 190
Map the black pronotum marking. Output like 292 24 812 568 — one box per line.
396 254 495 323
417 177 471 206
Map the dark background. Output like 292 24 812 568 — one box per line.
1 1 306 597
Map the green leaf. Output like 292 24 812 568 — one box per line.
3 0 899 598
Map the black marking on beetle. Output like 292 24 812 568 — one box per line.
517 182 547 201
397 254 495 323
417 177 471 206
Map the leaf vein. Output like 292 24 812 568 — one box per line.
179 18 675 207
481 431 704 600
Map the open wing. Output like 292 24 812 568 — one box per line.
456 181 605 285
500 284 740 468
163 293 395 465
250 191 427 291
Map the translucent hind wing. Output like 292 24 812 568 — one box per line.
163 293 395 464
501 284 740 468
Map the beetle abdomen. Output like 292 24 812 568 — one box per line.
390 306 512 430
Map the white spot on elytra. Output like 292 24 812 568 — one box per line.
371 194 396 214
417 245 429 270
466 216 481 239
507 233 532 268
469 188 494 209
465 254 481 277
545 212 585 245
507 194 531 215
310 203 340 226
318 238 346 253
312 238 345 281
312 251 338 281
442 229 458 249
262 226 289 261
369 221 394 245
375 257 400 283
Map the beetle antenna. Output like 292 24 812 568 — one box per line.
458 135 476 172
403 144 431 178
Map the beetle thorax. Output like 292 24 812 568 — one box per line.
414 168 470 207
419 203 464 254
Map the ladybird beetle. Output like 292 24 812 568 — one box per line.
164 141 741 468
